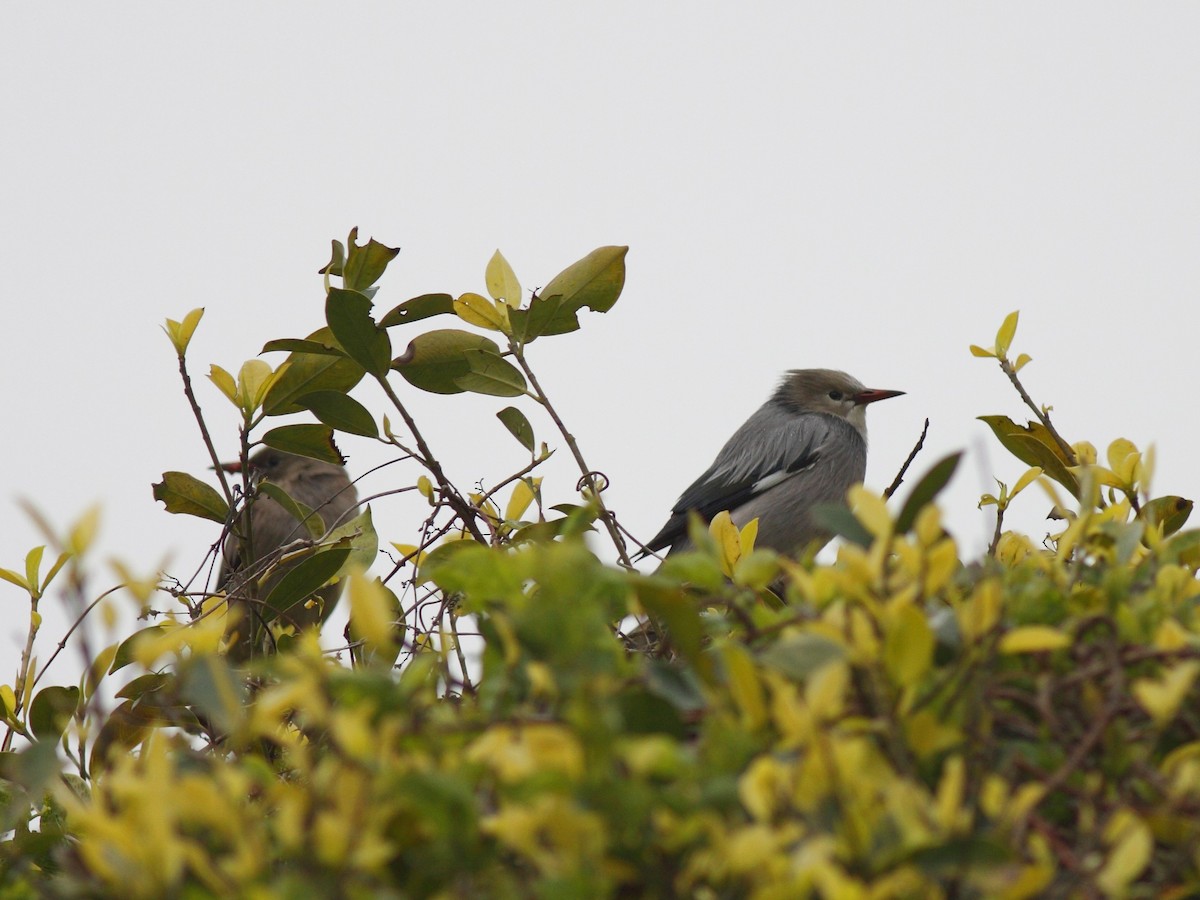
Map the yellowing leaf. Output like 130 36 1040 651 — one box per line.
1013 352 1033 372
163 307 204 356
999 625 1070 654
958 580 1001 642
505 477 541 521
848 486 891 539
485 249 523 307
709 511 742 577
417 475 434 502
1107 438 1138 474
722 643 766 730
805 660 849 721
882 605 934 687
1097 810 1152 896
995 310 1019 357
969 345 996 358
1011 467 1043 497
237 359 275 413
454 291 511 333
348 573 398 657
67 506 101 556
1133 661 1200 727
934 755 966 833
738 518 759 555
208 364 239 405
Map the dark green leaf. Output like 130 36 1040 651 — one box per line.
496 406 535 452
895 452 963 533
617 688 687 738
326 287 391 378
263 327 366 415
178 655 246 737
262 424 345 465
111 627 168 672
326 507 379 577
978 415 1080 499
318 238 346 276
115 672 171 701
811 503 872 548
152 472 229 524
341 228 400 293
508 292 580 342
643 660 708 713
758 634 846 680
417 539 485 585
261 548 352 618
453 349 528 397
392 328 502 394
634 579 705 672
258 482 325 539
1143 495 1193 537
0 741 61 794
379 293 455 327
298 390 379 438
261 338 345 356
29 686 80 741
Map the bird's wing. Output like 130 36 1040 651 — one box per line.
644 405 835 552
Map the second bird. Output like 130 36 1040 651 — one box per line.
645 369 903 557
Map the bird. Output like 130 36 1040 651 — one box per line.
218 447 359 653
644 369 903 558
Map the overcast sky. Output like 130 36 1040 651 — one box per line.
3 5 1199 686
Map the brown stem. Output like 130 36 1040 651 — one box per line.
1000 358 1077 466
883 418 930 500
509 348 634 568
176 353 235 505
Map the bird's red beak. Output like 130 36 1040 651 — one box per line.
216 460 245 473
852 388 905 406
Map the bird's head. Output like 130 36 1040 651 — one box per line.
218 447 346 486
776 369 904 436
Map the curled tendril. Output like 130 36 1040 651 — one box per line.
576 471 610 493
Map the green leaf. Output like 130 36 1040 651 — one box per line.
617 688 687 738
758 634 847 680
29 686 79 741
258 482 326 539
327 507 379 578
485 249 522 306
895 452 963 533
643 660 708 713
298 390 379 438
24 546 44 593
261 424 345 465
261 548 352 618
326 287 391 378
318 238 346 276
508 292 580 342
453 349 528 397
340 227 400 293
978 415 1080 499
810 503 873 548
152 472 229 524
379 293 455 327
111 627 168 672
540 245 628 315
261 337 345 356
178 655 246 737
416 539 483 585
263 327 366 416
496 407 535 452
1143 495 1193 537
392 328 502 394
634 579 708 677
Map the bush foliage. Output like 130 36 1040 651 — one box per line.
1 235 1199 898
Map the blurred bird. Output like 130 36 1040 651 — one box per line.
645 369 903 557
218 447 358 651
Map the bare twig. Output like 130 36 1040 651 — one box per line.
883 418 930 500
1000 359 1077 465
176 353 235 505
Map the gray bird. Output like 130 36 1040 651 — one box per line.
219 447 359 652
645 369 903 557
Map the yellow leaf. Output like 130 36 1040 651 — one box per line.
883 605 934 687
969 345 996 358
485 249 523 307
738 518 759 555
163 307 204 356
995 310 1019 357
934 755 966 833
1072 441 1098 465
709 511 741 576
1097 810 1152 896
67 505 101 556
848 486 891 539
805 660 848 721
454 291 511 333
208 364 239 405
1013 352 1033 372
1132 661 1200 727
957 580 1001 642
0 685 15 721
347 573 398 657
1011 467 1043 497
238 359 275 413
1107 438 1138 474
417 475 434 502
999 625 1070 654
389 543 424 566
722 643 766 729
505 477 541 521
0 568 30 590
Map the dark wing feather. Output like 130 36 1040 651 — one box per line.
644 403 835 553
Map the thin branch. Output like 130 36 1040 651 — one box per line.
883 418 930 500
176 353 235 505
509 348 634 569
1000 359 1077 465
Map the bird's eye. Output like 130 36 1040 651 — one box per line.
827 390 844 401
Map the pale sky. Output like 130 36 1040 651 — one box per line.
4 5 1199 685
